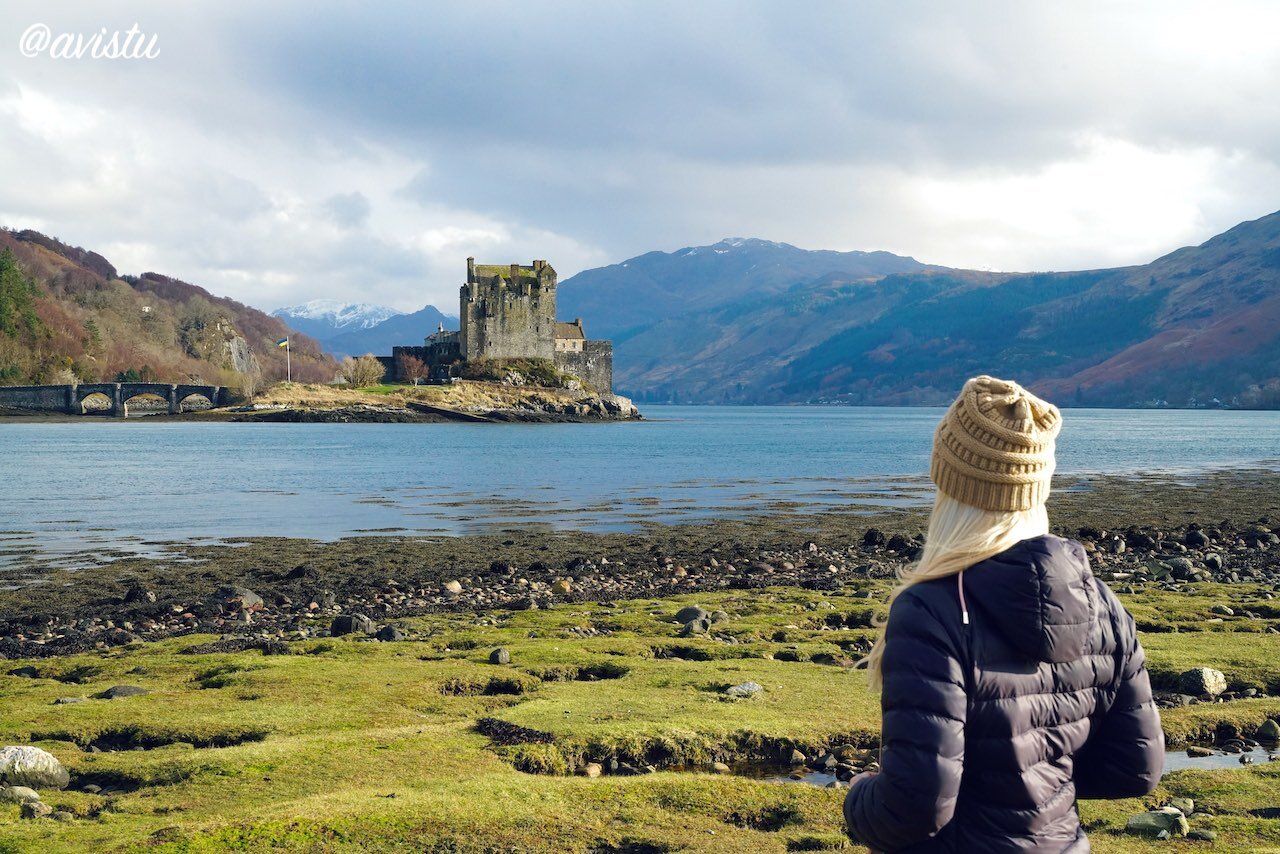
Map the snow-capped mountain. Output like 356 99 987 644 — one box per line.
273 299 403 331
272 300 457 359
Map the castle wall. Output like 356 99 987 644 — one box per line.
555 340 613 393
460 278 555 362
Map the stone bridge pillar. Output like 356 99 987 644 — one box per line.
112 383 124 417
168 384 180 414
65 384 78 415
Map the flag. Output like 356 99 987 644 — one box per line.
276 337 289 348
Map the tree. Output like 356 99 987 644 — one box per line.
397 353 428 386
0 248 44 339
339 354 386 387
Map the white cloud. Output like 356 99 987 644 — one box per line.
0 0 1278 315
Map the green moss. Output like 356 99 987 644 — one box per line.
5 585 1280 851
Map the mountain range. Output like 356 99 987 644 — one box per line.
273 301 455 359
557 216 1280 408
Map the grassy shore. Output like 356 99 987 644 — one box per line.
3 469 1280 851
6 582 1280 851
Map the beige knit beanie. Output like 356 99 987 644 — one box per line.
930 375 1062 512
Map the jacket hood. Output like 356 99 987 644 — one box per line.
964 534 1096 663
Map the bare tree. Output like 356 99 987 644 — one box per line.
340 354 386 387
397 353 428 386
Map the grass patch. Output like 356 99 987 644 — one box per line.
4 585 1280 851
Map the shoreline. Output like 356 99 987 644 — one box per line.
3 467 1278 658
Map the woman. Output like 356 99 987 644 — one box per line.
844 375 1163 852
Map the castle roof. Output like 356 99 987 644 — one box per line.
475 263 537 283
554 321 585 340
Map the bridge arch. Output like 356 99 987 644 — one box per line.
0 382 227 416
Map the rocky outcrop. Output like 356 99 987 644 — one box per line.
0 746 69 790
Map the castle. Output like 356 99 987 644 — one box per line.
381 258 613 393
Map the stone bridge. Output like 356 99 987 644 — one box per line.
0 383 228 416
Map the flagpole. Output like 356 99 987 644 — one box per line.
286 340 291 383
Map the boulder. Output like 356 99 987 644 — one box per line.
213 585 264 613
330 614 375 636
7 666 38 678
581 762 602 778
374 625 405 642
680 617 711 636
443 580 463 595
711 762 731 774
1178 667 1227 697
0 746 69 789
19 800 52 820
674 606 709 624
1125 807 1189 838
550 579 573 595
1185 528 1210 548
725 681 764 699
98 685 149 700
489 647 511 665
1168 796 1195 815
1258 719 1280 741
1187 830 1217 842
0 785 41 803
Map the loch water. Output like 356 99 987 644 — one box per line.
1 405 1278 571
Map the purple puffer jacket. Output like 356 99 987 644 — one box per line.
844 534 1163 852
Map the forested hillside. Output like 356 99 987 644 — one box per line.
0 229 333 389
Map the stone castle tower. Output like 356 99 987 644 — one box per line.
385 257 612 392
459 258 557 361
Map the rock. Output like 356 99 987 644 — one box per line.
98 685 150 700
725 681 764 699
1210 604 1234 616
581 762 602 778
1257 719 1280 741
1186 745 1214 758
680 617 711 636
674 606 709 624
1178 667 1227 697
213 584 264 613
374 625 404 642
788 749 807 766
711 762 731 774
489 647 511 665
20 800 53 819
1185 528 1210 548
862 528 886 547
1125 808 1189 838
330 614 375 636
1168 796 1195 815
50 810 74 822
53 697 85 705
0 785 41 803
1187 830 1217 842
123 585 157 604
443 580 463 595
7 666 38 678
1205 553 1224 571
709 610 730 624
550 579 572 595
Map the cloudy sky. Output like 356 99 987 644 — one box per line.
2 1 1279 313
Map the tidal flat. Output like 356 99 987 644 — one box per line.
2 469 1280 851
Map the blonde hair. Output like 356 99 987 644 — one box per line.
860 490 1050 690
